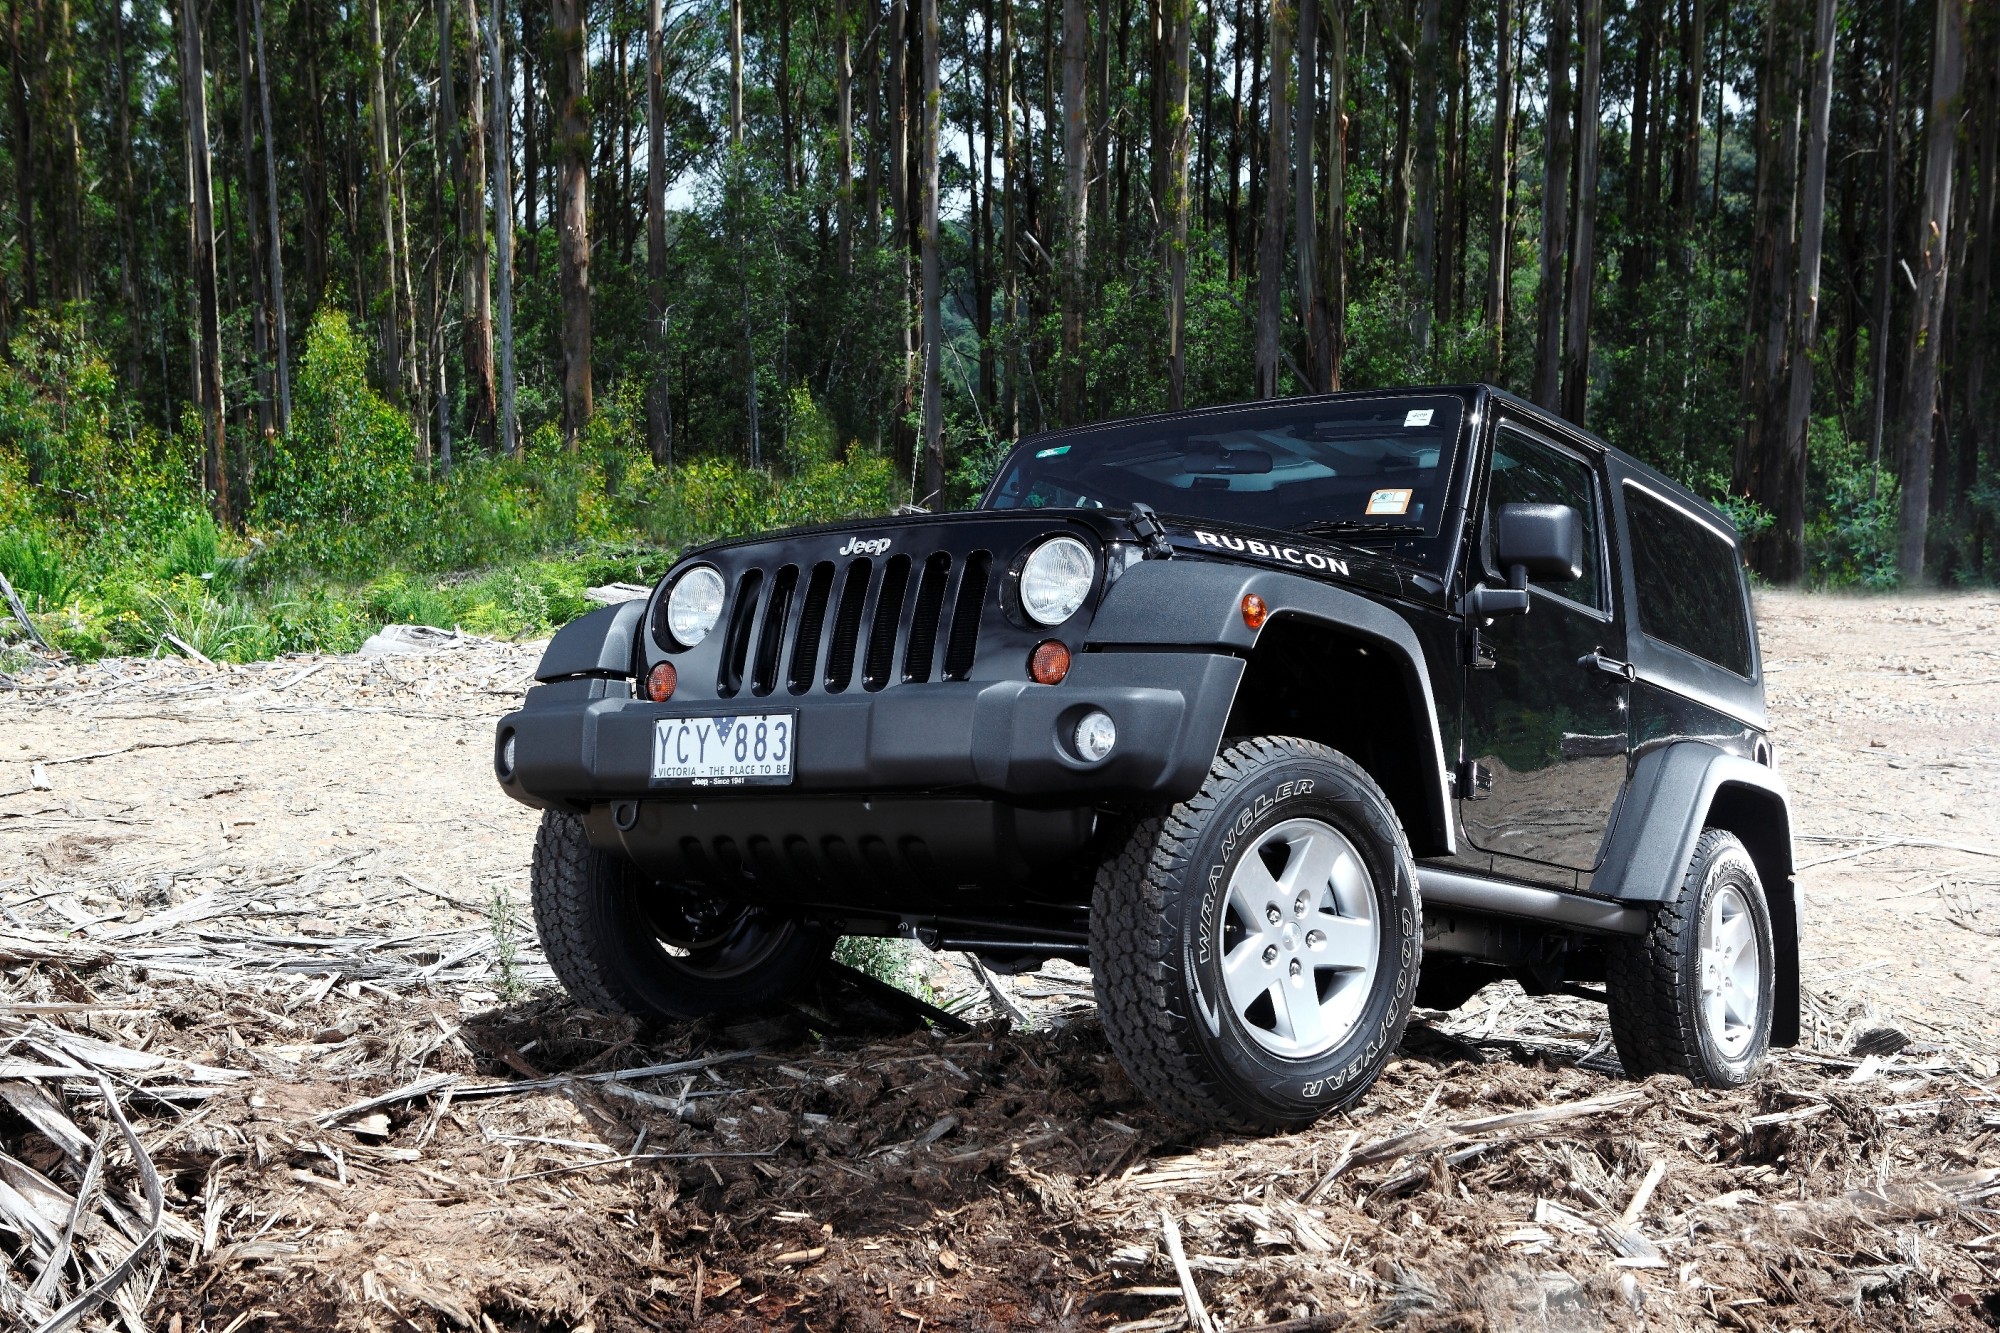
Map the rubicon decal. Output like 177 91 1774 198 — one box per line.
1191 529 1350 577
838 535 893 557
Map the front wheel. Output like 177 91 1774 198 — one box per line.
1091 737 1422 1132
1607 828 1775 1086
531 810 831 1021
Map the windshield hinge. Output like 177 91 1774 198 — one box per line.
1124 503 1174 559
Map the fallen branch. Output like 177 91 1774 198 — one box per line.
0 571 47 649
1325 1089 1647 1185
1158 1209 1216 1333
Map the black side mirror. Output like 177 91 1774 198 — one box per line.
1494 503 1584 590
1460 502 1584 620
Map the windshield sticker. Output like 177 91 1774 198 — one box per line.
1367 488 1415 516
1403 408 1435 427
1034 444 1072 458
1191 529 1350 577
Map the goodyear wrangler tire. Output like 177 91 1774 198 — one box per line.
531 810 831 1021
1091 737 1421 1132
1606 828 1774 1087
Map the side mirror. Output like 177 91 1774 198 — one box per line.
1460 503 1585 620
1494 503 1584 590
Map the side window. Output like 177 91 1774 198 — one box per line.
1487 426 1604 612
1624 484 1753 676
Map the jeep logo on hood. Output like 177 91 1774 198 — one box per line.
838 535 893 557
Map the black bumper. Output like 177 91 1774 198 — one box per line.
494 649 1245 809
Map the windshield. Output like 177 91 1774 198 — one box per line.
983 395 1465 538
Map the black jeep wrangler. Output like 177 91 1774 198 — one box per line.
495 385 1797 1132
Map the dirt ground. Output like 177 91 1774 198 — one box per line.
3 588 2000 1332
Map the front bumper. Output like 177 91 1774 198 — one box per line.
494 649 1245 809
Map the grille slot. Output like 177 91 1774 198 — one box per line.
863 555 913 691
751 564 798 696
941 551 991 680
825 559 873 693
787 561 836 694
903 553 953 683
717 568 764 698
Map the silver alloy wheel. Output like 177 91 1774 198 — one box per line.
1698 884 1762 1059
1219 817 1380 1059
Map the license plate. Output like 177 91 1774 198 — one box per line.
651 713 796 786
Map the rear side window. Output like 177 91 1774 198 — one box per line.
1624 484 1753 676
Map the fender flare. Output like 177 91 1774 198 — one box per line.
1087 560 1453 855
535 600 646 682
1595 742 1801 1047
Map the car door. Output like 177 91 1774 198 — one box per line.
1459 420 1630 882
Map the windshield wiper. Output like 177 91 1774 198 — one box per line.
1294 519 1426 537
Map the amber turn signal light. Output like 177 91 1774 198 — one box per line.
1241 593 1269 631
1029 640 1071 685
646 661 678 702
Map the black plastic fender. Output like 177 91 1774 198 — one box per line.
1087 560 1454 856
1594 742 1800 1046
535 600 646 682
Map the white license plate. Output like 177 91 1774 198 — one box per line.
651 713 796 786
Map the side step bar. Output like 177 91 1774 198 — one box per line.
1417 866 1648 937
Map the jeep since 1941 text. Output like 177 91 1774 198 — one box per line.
495 385 1796 1131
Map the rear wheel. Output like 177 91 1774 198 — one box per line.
531 810 831 1020
1607 828 1774 1086
1091 737 1421 1132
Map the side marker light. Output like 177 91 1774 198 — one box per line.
1241 593 1270 630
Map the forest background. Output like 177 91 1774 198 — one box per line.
0 0 1992 664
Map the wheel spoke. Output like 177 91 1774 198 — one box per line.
1317 916 1377 971
1279 830 1342 905
1718 911 1753 958
1277 977 1328 1049
1723 986 1757 1032
1227 851 1284 926
1222 938 1274 1019
1326 844 1371 916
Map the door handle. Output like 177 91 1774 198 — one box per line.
1578 650 1636 681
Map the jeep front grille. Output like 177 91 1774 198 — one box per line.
718 549 991 698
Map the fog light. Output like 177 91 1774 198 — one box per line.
1241 593 1270 630
1074 710 1117 763
1030 640 1071 685
646 661 678 702
497 730 517 779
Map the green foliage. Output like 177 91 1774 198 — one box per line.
833 936 932 1000
0 528 78 605
1803 417 1899 589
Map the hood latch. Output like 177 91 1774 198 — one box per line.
1125 503 1174 560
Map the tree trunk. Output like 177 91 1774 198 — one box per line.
1484 0 1513 376
1324 0 1346 388
1531 0 1572 410
646 0 671 464
251 0 291 430
837 0 854 272
485 3 519 456
365 0 404 406
1896 0 1965 583
522 0 540 261
8 3 37 312
1560 0 1602 424
434 0 458 468
1767 0 1836 582
1000 0 1018 435
1866 0 1900 484
1739 1 1802 505
551 0 594 445
1673 0 1707 259
179 0 229 524
112 0 145 394
1165 0 1192 406
919 0 944 506
1061 0 1089 422
1295 0 1331 390
729 0 744 145
1254 0 1293 398
463 0 498 453
890 0 913 475
1411 0 1440 351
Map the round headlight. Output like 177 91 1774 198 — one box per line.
664 565 726 647
1019 536 1095 626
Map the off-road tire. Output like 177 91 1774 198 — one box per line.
1090 737 1422 1132
1606 828 1774 1086
531 810 831 1021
